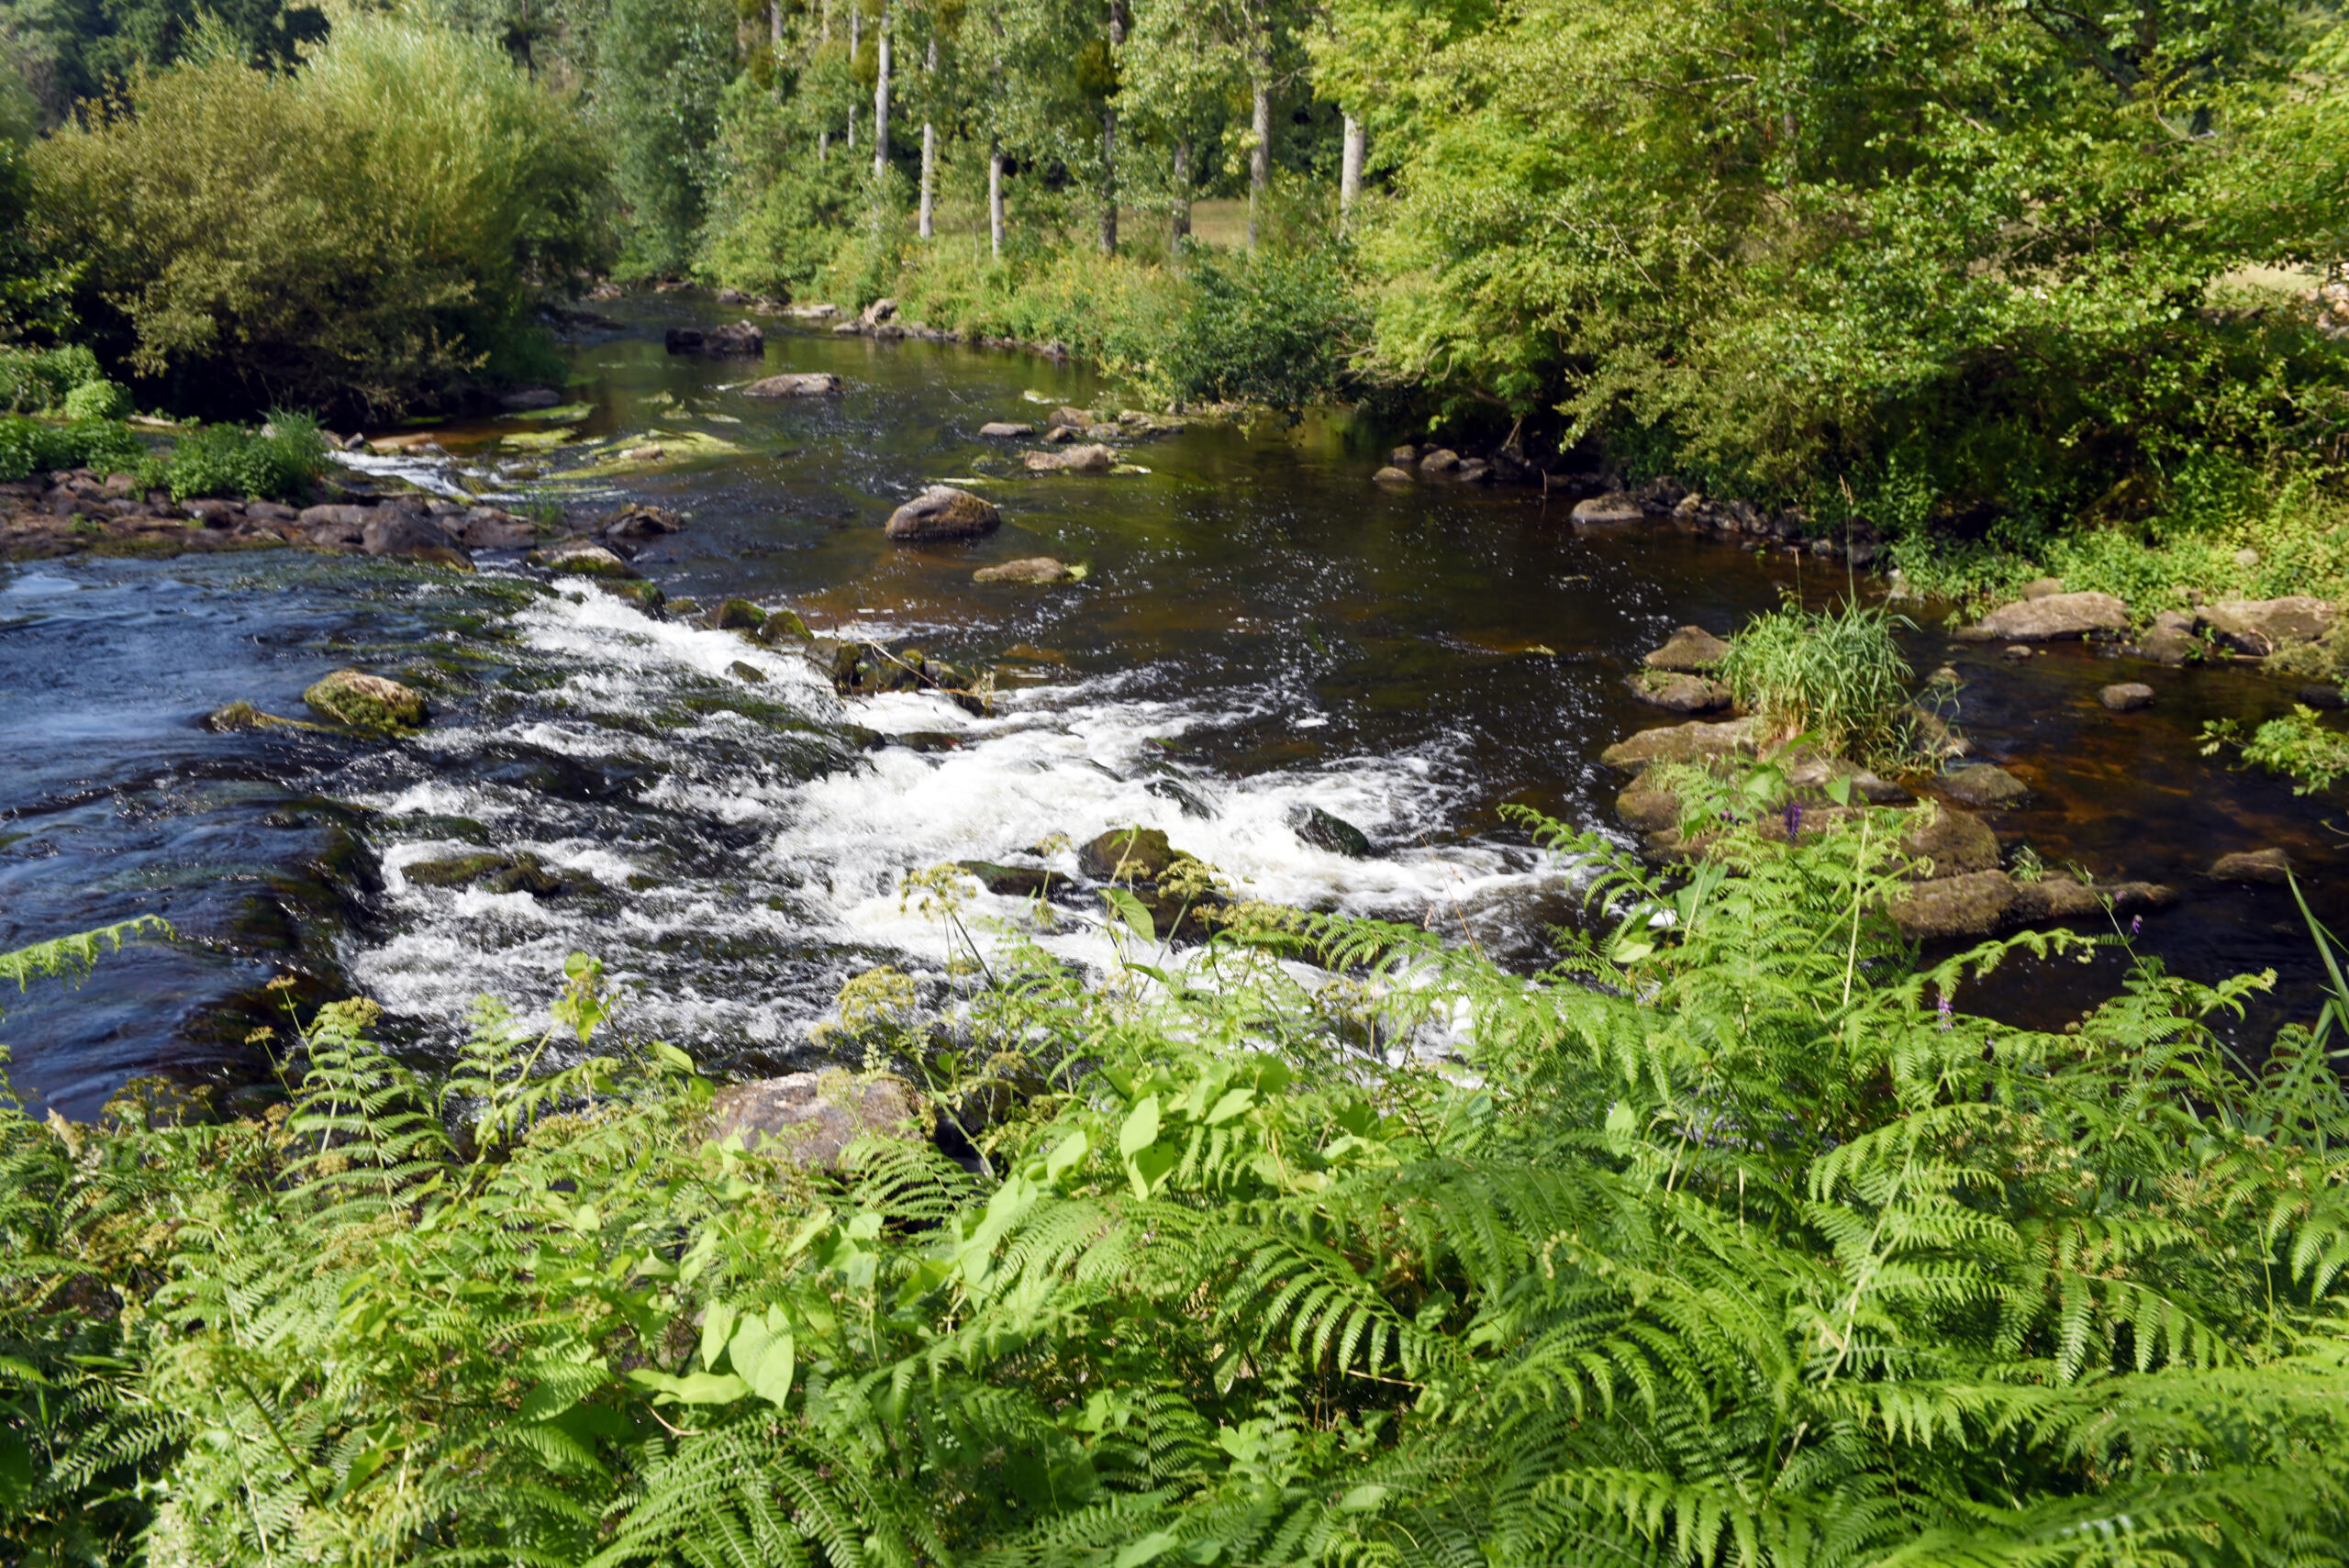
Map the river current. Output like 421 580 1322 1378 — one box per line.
5 298 2343 1117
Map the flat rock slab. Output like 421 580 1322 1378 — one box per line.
2100 682 2155 711
887 486 1001 541
1956 591 2130 642
978 421 1035 438
2009 878 2177 924
1644 625 1731 673
707 1072 929 1167
1024 444 1117 473
1937 763 2030 808
1600 716 1761 771
974 556 1075 584
1573 493 1644 525
2208 848 2294 884
1888 871 2017 940
1616 787 1681 836
1628 671 1734 714
741 373 841 396
2200 595 2335 655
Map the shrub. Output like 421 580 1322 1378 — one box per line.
60 377 131 421
162 414 329 501
1158 245 1365 417
0 414 149 482
0 344 104 414
2203 704 2349 794
1718 598 1922 766
26 17 611 420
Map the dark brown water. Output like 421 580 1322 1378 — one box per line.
4 295 2340 1116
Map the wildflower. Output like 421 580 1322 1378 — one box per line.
2130 915 2143 936
1937 990 1954 1031
1784 801 1803 841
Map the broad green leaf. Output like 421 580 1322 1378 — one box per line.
1104 887 1156 944
1044 1127 1090 1182
1127 1141 1179 1197
626 1369 748 1405
1114 1531 1180 1567
1119 1094 1162 1157
1205 1087 1254 1125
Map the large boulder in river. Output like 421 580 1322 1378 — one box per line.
1080 826 1179 882
1644 625 1731 673
460 507 538 549
2208 848 2293 884
1290 805 1371 857
1024 444 1118 474
1955 591 2130 642
1600 716 1761 771
707 1071 930 1168
304 670 427 732
1936 762 2029 808
741 372 841 396
2200 595 2335 656
361 511 471 569
886 486 1001 541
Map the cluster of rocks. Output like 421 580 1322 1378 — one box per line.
813 295 1056 354
1945 577 2343 687
1600 627 2188 942
1373 443 1531 487
664 320 766 357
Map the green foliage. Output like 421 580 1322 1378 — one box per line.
161 413 328 501
2204 704 2349 795
1718 598 1924 767
1159 245 1364 416
593 0 734 278
0 412 145 482
0 915 172 1017
58 375 128 420
0 343 101 412
10 802 2349 1563
25 15 610 419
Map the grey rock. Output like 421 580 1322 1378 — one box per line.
1290 805 1371 858
1572 492 1645 525
707 1071 929 1167
1888 870 2016 940
1644 625 1731 673
2200 595 2335 656
1937 763 2029 808
978 421 1036 438
2100 682 2155 711
741 372 842 396
1629 671 1735 714
1419 448 1462 473
1373 465 1413 484
1901 804 2002 878
361 511 470 568
1956 591 2131 642
974 556 1076 584
2208 848 2294 884
1600 716 1762 771
2019 576 2066 600
1023 444 1118 474
886 485 1002 541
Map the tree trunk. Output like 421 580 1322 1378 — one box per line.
1099 106 1118 254
1340 114 1364 231
1170 139 1191 249
847 8 860 149
1248 53 1271 252
989 135 1005 259
919 38 937 236
874 8 890 179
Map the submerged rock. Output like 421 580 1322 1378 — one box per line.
2208 848 2294 884
303 670 427 733
707 1071 930 1167
956 860 1061 897
1373 466 1413 484
1936 763 2030 809
202 700 298 733
1643 625 1731 673
405 851 562 895
2100 682 2155 711
2008 878 2176 924
1289 805 1371 858
1024 444 1118 474
974 556 1077 584
886 486 1002 541
978 420 1036 438
361 512 471 570
1956 591 2130 642
599 503 685 543
529 540 639 578
741 372 841 396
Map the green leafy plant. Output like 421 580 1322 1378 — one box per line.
0 413 148 483
2204 703 2349 794
162 414 329 502
1718 598 1926 767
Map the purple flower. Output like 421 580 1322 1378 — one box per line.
1937 990 1954 1032
2130 915 2143 936
1785 802 1804 841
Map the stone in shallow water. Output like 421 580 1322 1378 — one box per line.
1572 492 1644 525
1937 763 2029 808
1643 625 1731 673
1373 466 1413 484
1080 826 1179 882
1956 591 2130 642
1900 804 2001 878
2207 848 2294 884
1599 716 1760 771
529 540 638 578
886 485 1001 541
2100 682 2154 711
2200 595 2336 656
303 670 427 732
740 372 841 396
1887 871 2016 940
1023 444 1117 474
974 556 1076 584
978 420 1035 438
1290 805 1371 858
1628 671 1733 714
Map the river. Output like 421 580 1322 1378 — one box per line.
4 296 2342 1118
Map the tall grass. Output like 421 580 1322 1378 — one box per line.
1719 598 1922 765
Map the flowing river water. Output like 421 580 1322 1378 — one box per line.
6 297 2345 1118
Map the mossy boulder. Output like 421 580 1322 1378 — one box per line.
1080 826 1178 882
755 607 812 641
303 670 428 733
709 596 766 631
404 851 562 895
956 860 1061 897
